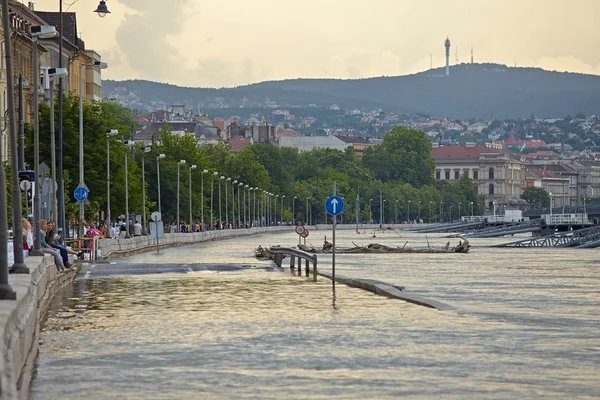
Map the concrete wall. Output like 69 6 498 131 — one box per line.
0 256 77 399
97 226 289 260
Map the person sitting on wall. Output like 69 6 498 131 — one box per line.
39 220 67 271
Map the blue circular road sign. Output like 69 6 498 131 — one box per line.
74 186 89 201
325 195 344 216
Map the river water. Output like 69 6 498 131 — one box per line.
30 229 600 399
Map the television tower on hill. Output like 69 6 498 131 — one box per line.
445 36 451 76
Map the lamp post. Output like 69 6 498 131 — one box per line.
492 201 496 218
231 180 237 228
156 154 165 217
210 172 218 229
549 192 554 216
0 0 17 297
369 198 373 224
176 160 186 232
201 170 208 230
123 140 135 238
188 165 196 230
253 187 257 226
407 200 411 223
244 185 249 227
47 68 68 224
450 205 453 222
218 176 225 228
25 25 56 262
238 182 243 228
292 196 297 223
382 199 386 224
394 200 398 224
305 197 311 225
439 201 443 222
78 61 107 232
470 201 474 217
224 177 231 228
141 145 151 233
458 202 462 221
429 201 433 223
418 200 422 223
105 129 118 229
280 195 285 224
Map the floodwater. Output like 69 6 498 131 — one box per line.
30 228 600 399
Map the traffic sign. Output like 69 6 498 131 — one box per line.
19 180 31 191
151 211 162 222
295 225 305 235
325 195 344 216
73 186 89 201
301 228 309 238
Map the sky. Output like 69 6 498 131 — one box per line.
31 0 600 88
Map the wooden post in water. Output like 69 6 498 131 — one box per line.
305 258 309 276
290 255 295 270
312 258 318 282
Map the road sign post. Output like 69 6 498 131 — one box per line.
151 211 162 253
325 184 344 284
73 186 88 202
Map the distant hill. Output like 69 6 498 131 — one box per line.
102 63 600 119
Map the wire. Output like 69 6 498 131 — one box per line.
63 0 82 12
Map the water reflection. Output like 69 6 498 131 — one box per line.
31 230 600 399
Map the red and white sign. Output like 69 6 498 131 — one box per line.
295 225 305 235
301 229 310 238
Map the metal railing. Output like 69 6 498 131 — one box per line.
268 247 318 281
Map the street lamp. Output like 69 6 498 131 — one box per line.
78 60 108 235
232 180 237 228
26 25 57 262
93 0 111 17
439 201 443 222
407 200 411 223
280 195 285 224
383 199 387 224
201 170 208 230
458 202 462 221
306 197 311 225
394 200 399 224
292 196 297 223
47 67 68 224
418 200 422 223
429 201 433 223
549 192 554 216
238 182 243 228
123 140 135 238
188 165 197 232
140 145 151 233
369 199 373 224
219 176 225 228
450 205 453 222
470 201 474 217
176 160 186 232
105 129 118 229
244 185 249 227
156 154 165 217
210 171 218 229
224 177 231 228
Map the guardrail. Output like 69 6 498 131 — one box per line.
268 247 318 281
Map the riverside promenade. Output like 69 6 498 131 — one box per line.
0 226 287 399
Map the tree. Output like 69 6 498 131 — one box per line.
362 126 435 187
521 186 550 209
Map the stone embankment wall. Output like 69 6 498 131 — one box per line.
97 226 288 260
0 256 77 399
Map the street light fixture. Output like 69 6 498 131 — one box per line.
292 196 297 224
189 165 197 230
140 145 151 233
105 129 118 229
407 199 411 223
429 201 433 223
93 0 111 17
156 154 165 217
470 201 474 217
244 185 249 228
369 198 373 224
458 202 462 220
225 177 231 228
418 200 422 223
280 195 285 224
123 140 135 238
232 180 237 228
219 176 225 228
78 61 108 236
238 182 244 228
210 172 218 229
176 160 187 232
201 170 208 230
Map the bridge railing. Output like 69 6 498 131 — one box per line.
542 213 590 225
268 247 318 281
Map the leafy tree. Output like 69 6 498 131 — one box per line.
362 126 435 187
521 186 550 209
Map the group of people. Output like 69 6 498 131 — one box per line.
21 218 84 271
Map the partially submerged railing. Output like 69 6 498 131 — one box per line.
268 247 318 281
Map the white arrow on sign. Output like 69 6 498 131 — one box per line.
331 198 339 214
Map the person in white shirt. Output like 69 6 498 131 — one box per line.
134 221 142 236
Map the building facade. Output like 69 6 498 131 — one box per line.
432 144 526 210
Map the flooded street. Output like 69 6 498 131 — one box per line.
30 229 600 399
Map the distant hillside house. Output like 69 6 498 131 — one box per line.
334 135 374 158
503 133 547 149
432 144 526 211
228 138 254 153
226 122 276 144
278 135 348 153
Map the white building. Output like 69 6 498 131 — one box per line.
278 135 348 153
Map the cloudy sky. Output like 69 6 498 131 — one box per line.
34 0 600 87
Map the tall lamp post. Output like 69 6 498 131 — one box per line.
450 205 453 222
407 200 411 223
47 67 68 224
123 140 135 238
78 61 107 233
231 180 237 228
210 171 218 229
280 195 285 224
176 160 186 232
394 200 398 224
238 182 243 228
218 176 224 228
418 200 422 223
429 201 433 223
201 170 208 230
244 185 249 227
305 197 311 225
156 154 165 217
141 145 151 233
292 196 297 223
369 198 373 224
25 26 57 263
189 165 197 230
105 129 118 229
225 177 231 228
458 202 462 220
470 201 474 218
382 199 387 224
439 201 443 222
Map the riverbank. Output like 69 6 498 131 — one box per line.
0 256 77 399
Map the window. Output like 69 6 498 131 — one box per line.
489 184 495 195
445 170 450 180
488 168 495 180
463 171 469 179
454 170 460 180
436 170 440 180
473 170 479 180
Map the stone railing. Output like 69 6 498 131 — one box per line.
97 226 289 260
0 256 77 399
